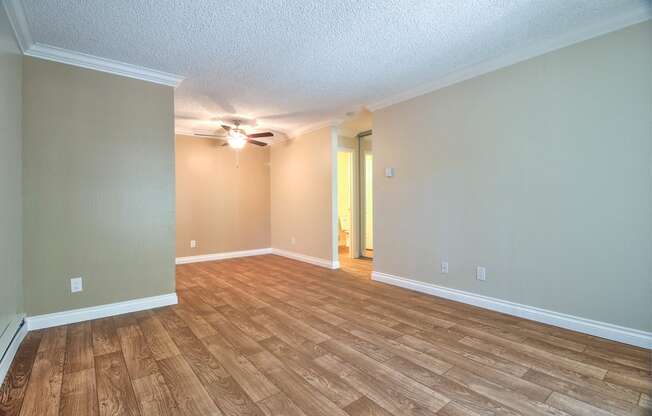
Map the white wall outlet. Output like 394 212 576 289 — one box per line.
476 266 486 281
190 240 197 248
291 236 296 245
441 261 449 274
70 277 83 293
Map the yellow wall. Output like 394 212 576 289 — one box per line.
176 135 271 257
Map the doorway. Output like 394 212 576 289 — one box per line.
359 131 373 259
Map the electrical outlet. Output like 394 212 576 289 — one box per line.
190 240 197 248
441 261 449 274
70 277 83 293
476 266 486 281
291 236 296 245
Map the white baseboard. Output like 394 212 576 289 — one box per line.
0 317 27 386
176 248 273 264
25 293 178 331
271 248 340 269
372 271 652 349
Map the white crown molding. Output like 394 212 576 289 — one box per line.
176 248 272 264
290 119 342 139
2 0 31 52
372 271 652 349
3 0 184 87
367 4 652 111
25 293 178 330
174 127 198 137
25 43 184 87
271 248 340 269
0 315 26 385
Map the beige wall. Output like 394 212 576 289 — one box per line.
0 6 24 353
176 135 270 257
23 57 176 316
374 22 652 332
271 127 336 261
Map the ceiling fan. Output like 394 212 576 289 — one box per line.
194 120 273 149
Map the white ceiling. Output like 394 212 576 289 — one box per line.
11 0 652 136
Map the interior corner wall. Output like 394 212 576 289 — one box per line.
22 57 176 316
175 134 271 257
373 21 652 332
270 126 336 262
0 5 24 355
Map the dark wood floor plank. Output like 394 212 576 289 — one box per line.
216 305 272 342
343 396 394 416
383 356 521 416
523 369 649 416
64 322 94 374
398 334 552 402
134 311 180 361
92 318 121 357
131 373 180 416
261 336 362 408
201 333 279 402
256 393 307 416
59 368 98 416
116 325 158 381
94 351 140 416
204 312 263 355
173 307 218 339
157 355 222 416
320 339 450 413
313 353 436 416
18 336 65 416
445 366 567 416
0 332 42 416
258 366 349 416
250 313 327 359
167 327 264 416
546 392 613 416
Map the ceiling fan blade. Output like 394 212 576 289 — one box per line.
247 139 268 146
247 132 274 138
221 142 229 146
195 133 227 138
221 124 232 131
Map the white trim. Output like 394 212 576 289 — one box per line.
176 248 273 264
0 316 27 386
24 43 184 87
2 0 31 52
174 127 198 137
3 0 184 87
25 293 178 331
372 271 652 349
290 119 342 139
271 248 340 269
367 5 652 111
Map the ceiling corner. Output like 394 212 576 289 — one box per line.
3 0 32 52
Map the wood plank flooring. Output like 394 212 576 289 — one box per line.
1 254 650 416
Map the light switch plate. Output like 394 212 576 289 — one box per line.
476 266 486 281
70 277 83 293
190 240 197 248
385 167 395 177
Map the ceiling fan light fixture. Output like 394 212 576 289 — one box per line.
227 130 247 149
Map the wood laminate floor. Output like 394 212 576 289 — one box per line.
1 254 650 416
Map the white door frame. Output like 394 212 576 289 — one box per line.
337 146 359 258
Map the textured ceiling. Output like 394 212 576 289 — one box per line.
18 0 650 134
